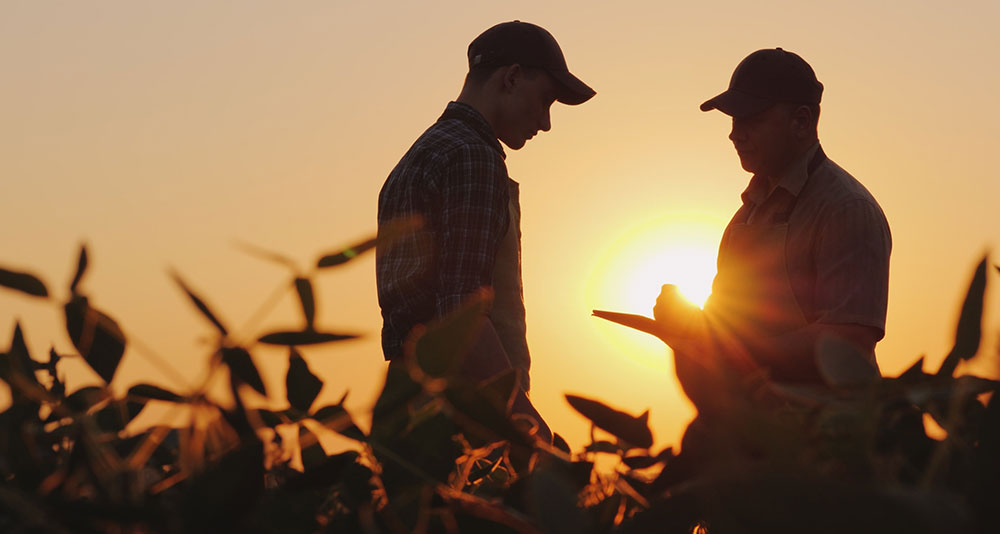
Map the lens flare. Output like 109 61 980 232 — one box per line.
586 213 726 369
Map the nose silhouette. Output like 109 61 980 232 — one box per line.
729 118 746 143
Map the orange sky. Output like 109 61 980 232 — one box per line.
2 1 999 452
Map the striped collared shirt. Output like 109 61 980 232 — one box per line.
719 143 892 336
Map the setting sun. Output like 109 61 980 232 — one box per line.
586 212 727 368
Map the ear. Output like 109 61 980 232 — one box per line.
500 64 522 93
790 105 815 136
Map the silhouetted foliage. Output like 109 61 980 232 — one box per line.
0 245 997 533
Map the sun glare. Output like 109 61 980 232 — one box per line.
586 213 726 369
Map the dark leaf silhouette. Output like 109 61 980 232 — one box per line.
170 272 228 337
221 347 266 396
900 356 926 380
69 244 88 294
0 267 48 298
299 425 327 471
312 402 366 441
552 432 571 454
370 363 422 440
128 383 184 403
316 237 377 268
525 461 592 534
411 290 490 378
938 256 987 377
258 328 358 346
233 239 298 271
43 348 61 374
584 440 622 455
285 450 360 491
0 324 46 404
566 394 654 449
64 385 111 413
254 408 288 428
294 277 316 328
64 296 126 384
286 349 322 413
181 440 264 532
445 381 534 449
623 454 662 470
95 399 145 433
4 323 41 386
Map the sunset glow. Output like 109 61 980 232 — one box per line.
586 213 726 369
1 1 998 455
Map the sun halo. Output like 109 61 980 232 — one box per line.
586 214 725 369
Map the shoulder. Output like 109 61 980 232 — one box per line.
809 157 887 221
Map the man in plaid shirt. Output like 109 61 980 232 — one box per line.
376 21 594 442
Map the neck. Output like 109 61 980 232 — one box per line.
764 139 818 190
456 87 499 136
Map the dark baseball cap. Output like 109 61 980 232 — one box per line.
700 48 823 118
468 21 596 105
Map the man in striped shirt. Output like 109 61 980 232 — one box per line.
654 49 890 406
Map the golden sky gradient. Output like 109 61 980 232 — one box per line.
2 1 999 451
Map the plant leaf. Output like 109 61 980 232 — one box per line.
284 450 361 491
623 454 661 470
64 296 126 384
0 267 48 298
95 398 145 434
257 329 358 346
286 349 322 413
938 256 987 377
409 290 490 378
552 433 571 454
565 394 653 449
584 440 622 455
525 460 592 534
899 356 926 380
64 385 111 412
312 403 366 441
316 237 377 268
299 425 327 471
0 323 45 403
170 272 228 337
128 383 185 403
294 277 315 328
444 381 534 449
70 244 88 294
253 408 288 428
221 347 266 397
232 240 298 271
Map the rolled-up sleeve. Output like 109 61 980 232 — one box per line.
813 199 892 337
434 144 509 316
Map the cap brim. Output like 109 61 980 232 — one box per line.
549 69 596 105
700 89 773 118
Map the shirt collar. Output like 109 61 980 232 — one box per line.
741 142 820 206
439 101 506 160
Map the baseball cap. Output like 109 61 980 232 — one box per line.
468 21 596 105
700 48 823 118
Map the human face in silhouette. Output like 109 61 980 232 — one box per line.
494 67 557 150
728 104 799 177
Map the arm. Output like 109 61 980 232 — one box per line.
434 144 510 317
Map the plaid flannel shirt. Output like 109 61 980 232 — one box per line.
376 102 510 359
